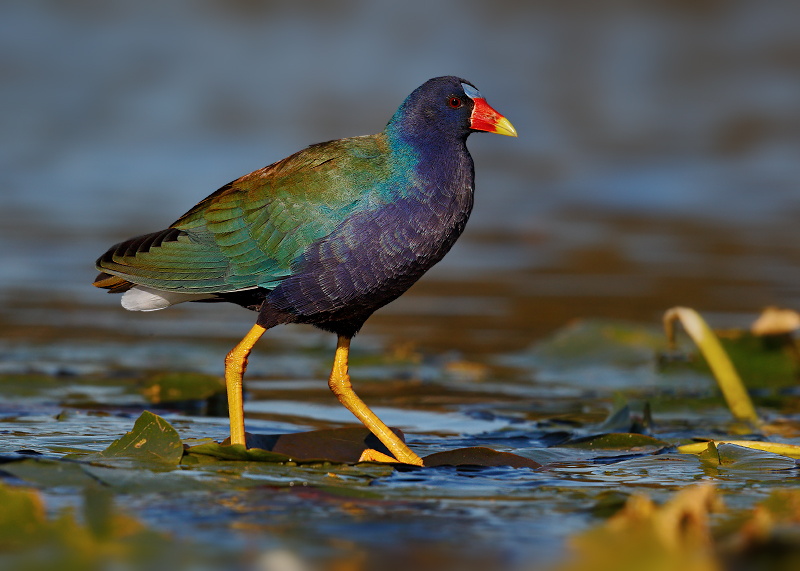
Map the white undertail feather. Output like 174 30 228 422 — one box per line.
121 286 214 311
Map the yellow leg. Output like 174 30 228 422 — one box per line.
224 324 266 446
329 336 423 466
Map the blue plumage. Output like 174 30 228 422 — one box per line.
94 76 515 460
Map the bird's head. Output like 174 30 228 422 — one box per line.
388 76 517 142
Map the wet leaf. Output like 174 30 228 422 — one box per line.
562 433 670 450
697 441 721 467
678 440 800 460
597 403 633 432
715 443 797 471
187 426 407 464
97 411 183 466
185 441 293 463
422 447 542 469
0 458 99 487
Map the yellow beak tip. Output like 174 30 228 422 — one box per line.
494 117 518 137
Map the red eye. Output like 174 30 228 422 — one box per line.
448 97 463 109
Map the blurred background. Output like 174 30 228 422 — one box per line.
2 0 800 356
2 2 800 569
3 0 800 361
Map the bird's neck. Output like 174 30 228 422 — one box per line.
382 118 474 196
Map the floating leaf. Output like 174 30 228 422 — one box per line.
562 433 670 450
678 440 800 460
185 442 293 464
422 447 541 469
187 426 406 464
0 458 99 487
97 411 183 467
664 307 759 423
696 441 721 467
714 443 797 471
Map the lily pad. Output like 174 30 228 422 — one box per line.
561 433 670 450
422 447 542 469
187 426 406 464
96 411 184 466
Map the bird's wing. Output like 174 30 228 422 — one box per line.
96 135 390 293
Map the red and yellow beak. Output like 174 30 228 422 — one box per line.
462 82 517 137
469 97 517 137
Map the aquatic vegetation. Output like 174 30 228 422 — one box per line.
1 310 798 570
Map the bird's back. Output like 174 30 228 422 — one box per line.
95 129 474 321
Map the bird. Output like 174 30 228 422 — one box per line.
94 76 516 466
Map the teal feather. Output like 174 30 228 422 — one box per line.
95 132 410 295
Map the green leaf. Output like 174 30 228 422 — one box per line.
98 411 183 466
697 441 721 467
715 443 797 471
0 481 46 550
562 433 670 450
142 372 225 403
185 442 293 464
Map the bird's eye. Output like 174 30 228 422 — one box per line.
448 97 463 109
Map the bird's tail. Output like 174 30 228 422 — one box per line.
93 272 134 293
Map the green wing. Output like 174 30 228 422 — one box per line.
96 135 391 293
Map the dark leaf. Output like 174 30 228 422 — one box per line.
562 433 670 450
423 447 542 469
188 426 406 464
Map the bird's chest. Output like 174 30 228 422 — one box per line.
275 177 473 315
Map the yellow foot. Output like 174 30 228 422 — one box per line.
358 448 400 464
225 324 266 446
329 335 424 466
